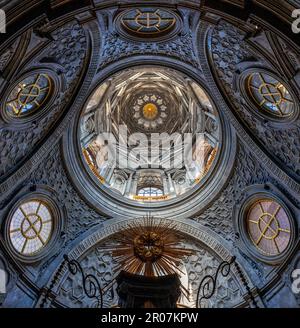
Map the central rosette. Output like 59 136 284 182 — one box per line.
143 103 158 120
133 231 164 262
132 93 169 131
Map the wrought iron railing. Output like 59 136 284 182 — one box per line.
41 254 258 308
196 256 259 308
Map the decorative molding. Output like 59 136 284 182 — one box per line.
209 21 300 181
27 145 107 274
193 144 271 243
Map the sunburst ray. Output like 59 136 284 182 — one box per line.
103 216 194 278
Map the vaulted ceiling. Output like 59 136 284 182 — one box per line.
0 0 300 309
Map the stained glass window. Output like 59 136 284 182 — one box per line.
9 200 53 255
246 199 291 256
138 187 164 197
247 73 294 117
5 73 53 117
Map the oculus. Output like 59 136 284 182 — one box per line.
119 8 179 40
246 199 291 256
133 93 168 130
246 72 294 118
79 67 220 203
79 67 220 204
143 103 159 120
5 73 53 118
8 200 53 256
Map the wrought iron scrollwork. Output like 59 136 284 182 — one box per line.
196 256 236 308
196 256 259 308
63 255 103 308
42 254 258 309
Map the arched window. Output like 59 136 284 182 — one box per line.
138 187 164 197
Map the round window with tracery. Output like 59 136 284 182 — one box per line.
5 73 53 118
118 8 180 40
246 199 292 256
246 72 294 118
9 200 53 256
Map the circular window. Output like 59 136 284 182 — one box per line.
5 73 53 118
8 200 53 256
117 8 180 41
246 199 292 256
246 72 294 118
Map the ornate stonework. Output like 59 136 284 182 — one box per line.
0 1 299 309
193 145 271 243
55 235 243 308
209 21 300 180
0 22 87 178
100 30 199 69
0 37 20 72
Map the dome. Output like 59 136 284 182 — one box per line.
79 66 221 204
0 0 299 311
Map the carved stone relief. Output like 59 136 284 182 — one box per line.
0 2 299 309
192 141 300 285
278 38 300 73
193 144 270 243
210 21 300 179
56 238 243 308
100 30 199 69
0 37 20 72
0 22 87 178
26 144 107 273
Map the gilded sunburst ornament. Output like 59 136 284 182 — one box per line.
104 216 194 277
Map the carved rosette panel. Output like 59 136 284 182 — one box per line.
100 31 199 69
182 244 242 308
58 249 118 308
209 21 300 178
0 144 108 274
56 239 243 308
193 144 270 243
0 22 87 178
30 146 105 240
